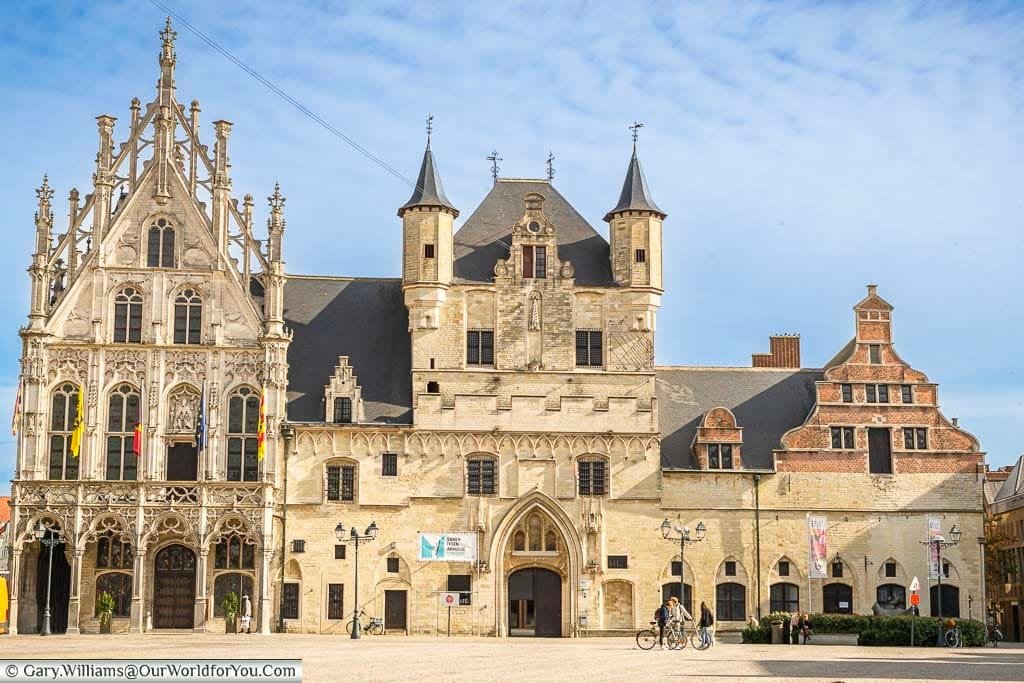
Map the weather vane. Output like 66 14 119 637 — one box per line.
486 150 502 184
426 114 434 147
629 121 644 149
546 151 555 182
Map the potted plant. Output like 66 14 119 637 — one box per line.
97 592 115 634
222 591 239 634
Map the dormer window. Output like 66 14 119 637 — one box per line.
708 444 734 469
522 246 546 278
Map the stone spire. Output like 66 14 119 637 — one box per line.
398 141 458 217
267 182 286 263
34 175 54 255
603 148 665 222
158 16 177 101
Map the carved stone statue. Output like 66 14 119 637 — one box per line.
528 292 542 331
168 388 198 433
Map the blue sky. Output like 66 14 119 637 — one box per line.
0 1 1021 492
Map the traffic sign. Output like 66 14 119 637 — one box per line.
910 592 920 607
440 592 460 606
909 576 920 591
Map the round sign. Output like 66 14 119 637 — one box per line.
910 592 920 607
444 594 455 605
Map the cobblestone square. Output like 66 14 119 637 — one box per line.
1 635 1022 683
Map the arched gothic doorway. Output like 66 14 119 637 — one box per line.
153 545 196 629
35 540 71 634
508 568 561 637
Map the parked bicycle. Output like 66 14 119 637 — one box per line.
943 619 962 648
636 620 709 651
987 623 1004 647
345 609 384 635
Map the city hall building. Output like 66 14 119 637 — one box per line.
8 22 986 636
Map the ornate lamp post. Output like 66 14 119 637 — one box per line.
336 521 378 639
34 521 62 637
661 519 706 614
921 523 961 634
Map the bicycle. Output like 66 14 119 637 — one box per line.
345 609 384 635
987 624 1004 647
636 621 664 650
943 625 962 648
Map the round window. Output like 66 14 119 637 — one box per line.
527 221 540 233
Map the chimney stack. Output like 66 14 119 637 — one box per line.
752 334 801 369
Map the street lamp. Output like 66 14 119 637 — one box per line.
34 521 62 637
921 523 961 638
336 521 379 639
661 519 706 614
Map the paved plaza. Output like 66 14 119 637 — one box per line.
0 635 1022 682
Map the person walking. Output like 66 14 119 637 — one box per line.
797 613 813 644
655 599 672 650
240 594 252 634
698 601 715 647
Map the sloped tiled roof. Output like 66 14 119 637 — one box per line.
398 145 458 217
453 179 614 286
657 367 822 470
994 455 1024 503
283 276 411 424
0 496 9 525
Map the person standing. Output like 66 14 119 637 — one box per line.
240 594 252 634
655 599 671 650
698 601 715 647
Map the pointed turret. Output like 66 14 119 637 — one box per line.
397 142 458 217
603 148 665 222
157 16 177 104
28 175 55 330
605 128 665 293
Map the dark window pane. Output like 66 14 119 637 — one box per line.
480 331 494 365
243 438 259 481
334 545 346 560
382 453 398 477
387 557 399 573
869 344 881 364
607 556 628 569
467 331 480 364
333 398 352 424
716 582 746 622
162 227 175 267
725 561 736 576
114 303 128 342
128 302 142 343
778 561 790 577
327 465 340 501
97 537 110 568
228 397 244 433
901 385 913 403
575 331 588 367
282 583 299 620
522 246 533 279
106 436 123 480
770 583 799 613
578 461 590 496
589 331 602 367
708 444 719 469
866 385 876 403
916 429 927 450
227 438 242 482
841 384 852 403
147 227 161 267
535 246 546 278
721 445 733 469
327 584 345 620
878 385 889 403
244 397 259 433
341 466 355 501
831 428 841 449
844 428 854 448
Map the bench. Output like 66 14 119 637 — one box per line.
801 632 859 646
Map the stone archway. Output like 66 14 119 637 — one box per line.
489 490 583 638
152 544 196 629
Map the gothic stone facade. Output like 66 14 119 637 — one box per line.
10 22 984 637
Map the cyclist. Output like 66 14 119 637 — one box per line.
655 599 672 650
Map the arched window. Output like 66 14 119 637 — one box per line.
49 383 80 480
716 582 746 621
213 573 254 617
106 384 139 481
214 536 256 570
95 573 132 617
876 583 906 609
173 289 202 345
147 217 175 267
544 530 557 552
823 583 853 614
513 531 525 552
113 287 143 343
97 535 133 569
466 456 497 496
227 387 260 482
770 582 799 613
527 515 542 552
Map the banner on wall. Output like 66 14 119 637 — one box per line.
926 517 943 579
419 533 478 562
808 516 828 579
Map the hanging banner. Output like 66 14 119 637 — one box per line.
419 533 478 562
808 516 828 578
926 517 942 579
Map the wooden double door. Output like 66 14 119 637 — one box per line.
153 545 196 629
508 568 561 637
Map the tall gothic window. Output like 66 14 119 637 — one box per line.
173 289 202 345
214 536 256 570
49 383 80 480
113 287 143 343
106 384 139 481
227 387 260 482
95 573 132 617
147 217 175 267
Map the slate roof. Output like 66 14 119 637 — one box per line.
453 179 615 286
656 367 822 470
283 276 412 424
398 145 458 217
604 150 665 221
994 455 1024 503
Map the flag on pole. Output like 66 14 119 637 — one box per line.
195 381 207 452
69 383 85 458
11 379 22 436
132 423 143 456
256 388 267 461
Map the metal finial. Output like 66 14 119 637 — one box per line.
546 151 555 182
269 182 286 211
629 121 644 150
426 114 434 148
36 174 54 205
486 150 502 184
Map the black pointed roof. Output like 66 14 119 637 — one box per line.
398 144 458 217
604 149 665 222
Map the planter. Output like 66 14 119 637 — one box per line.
225 615 237 634
99 614 112 634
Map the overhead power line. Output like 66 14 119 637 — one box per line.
147 0 418 190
